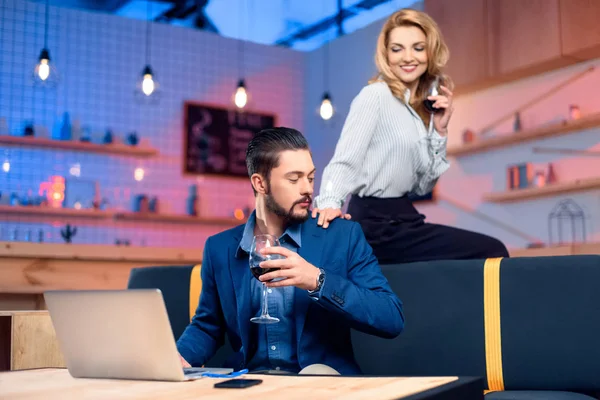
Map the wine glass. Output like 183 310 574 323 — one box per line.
424 76 443 114
249 234 281 324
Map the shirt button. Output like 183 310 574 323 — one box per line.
271 346 276 351
268 289 273 293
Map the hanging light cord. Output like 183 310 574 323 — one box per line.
145 0 151 65
322 1 331 94
237 34 243 80
237 0 247 79
44 0 49 49
324 39 329 93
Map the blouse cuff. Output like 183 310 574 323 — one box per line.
425 130 448 159
314 196 343 210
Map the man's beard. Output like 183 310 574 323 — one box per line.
265 191 311 225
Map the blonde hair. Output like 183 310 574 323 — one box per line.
369 8 453 123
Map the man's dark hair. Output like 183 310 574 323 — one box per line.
246 127 309 194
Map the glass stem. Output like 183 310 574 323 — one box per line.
261 283 269 316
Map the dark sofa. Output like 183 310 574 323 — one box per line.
128 255 600 399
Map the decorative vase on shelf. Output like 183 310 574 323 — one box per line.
60 112 72 141
103 129 114 144
80 126 92 142
532 171 546 187
23 123 35 137
71 118 82 141
569 104 581 121
149 197 159 213
126 131 139 146
10 193 20 206
513 112 522 132
132 194 149 213
186 185 198 216
546 163 557 184
0 117 8 136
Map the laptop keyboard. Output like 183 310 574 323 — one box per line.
183 367 237 377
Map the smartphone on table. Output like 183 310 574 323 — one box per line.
214 378 263 389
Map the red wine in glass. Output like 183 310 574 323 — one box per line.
424 99 439 113
249 234 282 324
250 266 280 281
424 77 442 113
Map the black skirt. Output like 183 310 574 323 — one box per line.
347 195 509 264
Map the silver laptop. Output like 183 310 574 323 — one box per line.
44 289 233 381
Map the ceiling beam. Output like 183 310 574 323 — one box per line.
275 0 392 47
154 0 191 22
29 0 132 11
100 0 133 12
154 0 217 33
336 0 344 37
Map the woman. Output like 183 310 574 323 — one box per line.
312 9 508 264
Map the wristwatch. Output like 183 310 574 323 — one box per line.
310 268 326 293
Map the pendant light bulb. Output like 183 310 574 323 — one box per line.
234 79 248 109
320 92 334 120
37 50 50 81
141 65 156 96
33 48 58 86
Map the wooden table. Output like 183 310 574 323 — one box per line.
0 368 483 400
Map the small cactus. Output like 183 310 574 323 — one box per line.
60 224 78 243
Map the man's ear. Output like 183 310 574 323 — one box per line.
250 173 268 195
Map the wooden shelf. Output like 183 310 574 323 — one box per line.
114 211 245 226
484 177 600 203
0 205 113 219
0 241 203 263
447 112 600 157
0 135 158 157
0 206 245 226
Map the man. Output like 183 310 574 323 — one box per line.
177 127 404 375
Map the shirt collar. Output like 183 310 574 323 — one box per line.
238 211 302 255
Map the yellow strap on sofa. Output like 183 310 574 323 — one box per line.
189 264 202 321
484 257 504 393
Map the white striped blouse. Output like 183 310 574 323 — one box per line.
314 81 450 210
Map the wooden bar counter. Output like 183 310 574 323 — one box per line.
0 242 202 310
509 242 600 258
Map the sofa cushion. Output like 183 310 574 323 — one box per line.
353 259 487 378
352 256 600 392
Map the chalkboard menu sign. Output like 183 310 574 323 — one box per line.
183 102 276 177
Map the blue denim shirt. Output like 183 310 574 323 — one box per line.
238 211 302 373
